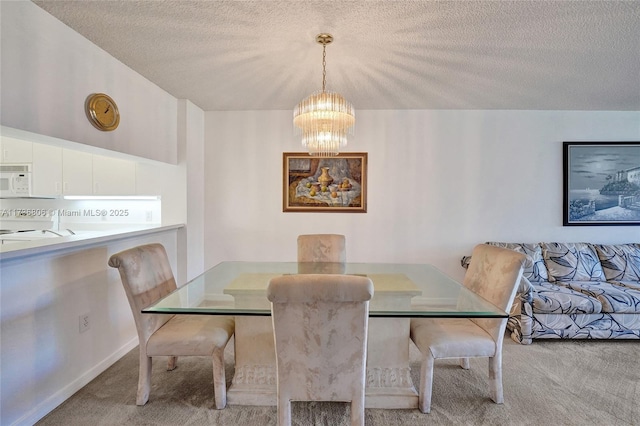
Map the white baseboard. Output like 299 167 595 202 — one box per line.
12 337 138 426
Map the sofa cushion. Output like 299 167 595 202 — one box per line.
529 313 640 339
487 242 548 282
541 242 605 282
560 281 640 313
594 244 640 282
530 282 602 314
612 281 640 291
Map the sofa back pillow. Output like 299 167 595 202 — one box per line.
486 242 548 282
541 242 605 282
594 244 640 282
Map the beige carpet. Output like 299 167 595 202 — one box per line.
37 336 639 425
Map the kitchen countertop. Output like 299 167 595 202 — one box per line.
0 224 184 261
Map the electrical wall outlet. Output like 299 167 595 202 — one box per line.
79 313 90 333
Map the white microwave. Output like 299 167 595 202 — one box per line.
0 164 32 198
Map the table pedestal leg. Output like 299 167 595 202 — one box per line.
364 318 418 409
227 316 418 408
227 316 277 405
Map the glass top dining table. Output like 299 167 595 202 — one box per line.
143 261 507 318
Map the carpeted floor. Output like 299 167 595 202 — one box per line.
37 336 639 425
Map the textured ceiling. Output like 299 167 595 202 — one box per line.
33 0 640 111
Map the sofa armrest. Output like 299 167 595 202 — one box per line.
509 276 535 344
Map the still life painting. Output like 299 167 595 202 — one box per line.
563 142 640 226
283 152 367 212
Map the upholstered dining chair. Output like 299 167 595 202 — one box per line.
297 234 346 263
409 244 526 413
267 274 374 426
108 243 235 409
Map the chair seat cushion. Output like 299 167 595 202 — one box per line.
410 318 496 359
147 315 234 356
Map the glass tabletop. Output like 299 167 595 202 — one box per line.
142 261 507 318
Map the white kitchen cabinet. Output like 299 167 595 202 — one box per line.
92 155 136 195
33 145 107 197
32 143 62 196
0 136 32 163
62 149 93 195
2 133 139 196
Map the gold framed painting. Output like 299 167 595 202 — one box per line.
283 152 367 213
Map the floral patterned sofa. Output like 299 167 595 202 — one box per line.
462 242 640 344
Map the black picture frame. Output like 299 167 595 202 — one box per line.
563 141 640 226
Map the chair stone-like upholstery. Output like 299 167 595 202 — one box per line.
108 244 235 408
410 244 526 413
297 234 346 263
267 274 373 426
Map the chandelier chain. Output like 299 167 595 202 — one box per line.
322 44 327 93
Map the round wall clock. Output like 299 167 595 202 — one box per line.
85 93 120 131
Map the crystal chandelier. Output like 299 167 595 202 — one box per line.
293 34 355 156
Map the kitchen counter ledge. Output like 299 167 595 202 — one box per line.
0 224 184 261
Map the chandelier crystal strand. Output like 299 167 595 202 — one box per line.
293 34 355 156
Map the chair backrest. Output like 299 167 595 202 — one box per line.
463 244 527 343
297 234 346 263
108 243 177 343
267 274 373 403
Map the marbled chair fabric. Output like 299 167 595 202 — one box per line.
297 234 346 263
108 243 234 408
267 274 374 426
410 244 526 413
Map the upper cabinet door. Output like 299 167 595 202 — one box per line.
92 155 136 195
32 143 62 196
62 149 93 195
0 136 32 163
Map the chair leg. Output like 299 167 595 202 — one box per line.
137 353 152 405
488 352 504 404
350 391 365 426
459 358 470 369
167 356 178 371
418 352 435 413
212 347 227 409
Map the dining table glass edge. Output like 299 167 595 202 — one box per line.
141 261 508 318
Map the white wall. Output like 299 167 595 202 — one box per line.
0 4 195 425
0 229 179 426
204 110 640 280
0 2 177 164
181 100 206 280
0 2 191 228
